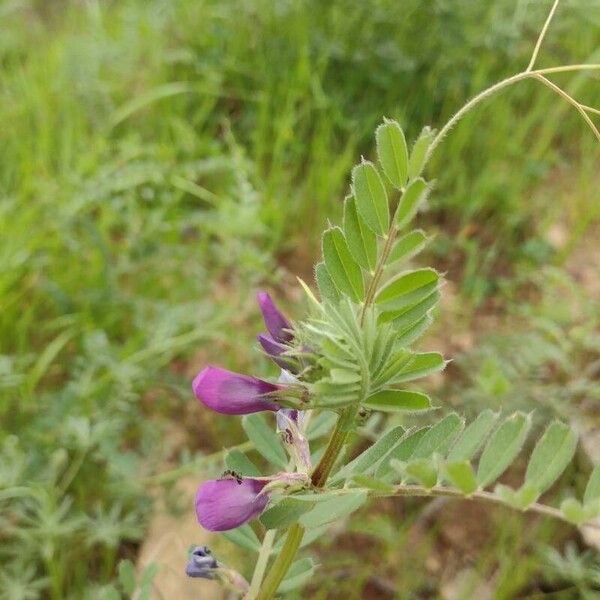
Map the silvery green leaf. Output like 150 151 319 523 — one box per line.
351 474 396 493
352 161 389 235
222 524 261 552
322 227 364 301
368 326 395 376
394 314 434 347
118 560 136 595
412 413 464 459
447 410 498 462
278 558 316 593
408 126 435 179
343 196 377 271
330 425 406 484
584 464 600 506
388 229 428 265
375 268 439 306
402 458 438 488
307 411 337 440
524 421 577 495
477 412 531 488
510 483 540 509
380 289 441 330
260 498 315 530
390 352 446 384
289 491 344 502
363 389 432 413
372 347 413 386
376 427 429 479
444 461 477 495
242 413 288 469
299 491 367 528
395 178 428 229
225 448 261 477
329 368 361 384
560 498 588 525
375 119 409 189
315 262 340 303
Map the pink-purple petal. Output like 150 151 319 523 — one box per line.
257 333 294 370
193 366 281 415
195 478 270 532
256 292 293 344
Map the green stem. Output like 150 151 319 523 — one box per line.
256 411 351 599
255 524 304 600
311 410 350 487
247 529 276 599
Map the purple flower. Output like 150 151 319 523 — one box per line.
193 366 282 415
185 546 218 579
195 477 270 532
257 333 294 370
257 292 293 343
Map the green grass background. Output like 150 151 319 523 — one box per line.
1 0 599 598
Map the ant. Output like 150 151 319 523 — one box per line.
222 469 243 484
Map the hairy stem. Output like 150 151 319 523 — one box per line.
247 529 276 599
360 227 397 326
533 73 600 141
311 409 351 487
256 411 351 599
255 524 304 600
526 0 560 72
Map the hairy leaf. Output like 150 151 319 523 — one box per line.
279 558 316 593
376 268 438 306
477 413 531 488
222 524 261 552
447 410 498 462
300 491 367 528
225 448 261 477
322 227 364 301
376 119 409 188
584 464 600 506
376 427 429 478
390 352 446 384
380 289 441 330
363 389 432 413
352 161 389 235
351 474 396 493
394 314 434 347
388 229 428 265
331 425 406 484
403 458 438 488
315 262 340 303
395 178 428 229
408 126 435 179
242 413 288 469
261 498 315 530
524 421 577 495
445 461 477 494
343 196 377 271
412 412 464 459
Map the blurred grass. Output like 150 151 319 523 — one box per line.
0 0 599 598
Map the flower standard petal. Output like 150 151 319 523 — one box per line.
195 478 270 532
193 366 282 415
256 292 293 343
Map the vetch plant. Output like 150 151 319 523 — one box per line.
187 2 600 598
